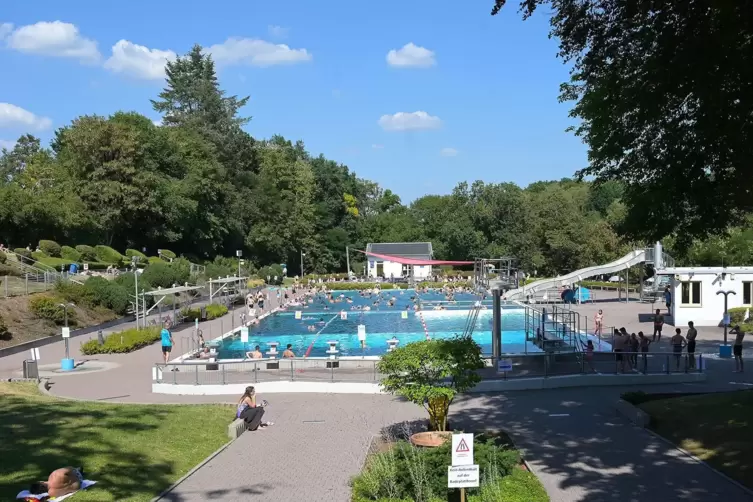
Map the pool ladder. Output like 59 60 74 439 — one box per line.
461 300 483 338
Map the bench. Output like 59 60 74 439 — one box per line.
228 418 246 439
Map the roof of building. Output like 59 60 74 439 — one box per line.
365 242 433 259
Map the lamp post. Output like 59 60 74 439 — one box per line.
300 250 306 277
131 256 141 328
716 289 736 358
236 250 242 279
59 302 75 370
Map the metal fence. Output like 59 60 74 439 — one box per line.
153 352 704 386
2 273 57 297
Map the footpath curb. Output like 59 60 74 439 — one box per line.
613 399 650 427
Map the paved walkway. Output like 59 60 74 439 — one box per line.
2 291 752 501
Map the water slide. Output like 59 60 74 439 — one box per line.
502 249 647 301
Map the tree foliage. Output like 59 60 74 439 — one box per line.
493 1 753 246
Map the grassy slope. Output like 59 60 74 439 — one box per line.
0 382 232 501
640 390 753 490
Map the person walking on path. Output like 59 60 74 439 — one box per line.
686 321 698 369
160 321 174 365
653 309 664 342
730 325 746 373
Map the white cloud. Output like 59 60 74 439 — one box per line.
440 147 458 157
378 111 442 132
268 25 289 38
5 21 100 63
0 139 16 150
152 119 163 127
386 43 435 68
372 144 384 149
207 38 312 67
0 23 13 40
104 40 176 80
0 103 52 131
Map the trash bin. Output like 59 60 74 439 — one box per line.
23 359 39 379
200 307 207 322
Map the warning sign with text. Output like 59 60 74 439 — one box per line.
451 433 474 466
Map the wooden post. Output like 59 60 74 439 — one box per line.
460 487 466 502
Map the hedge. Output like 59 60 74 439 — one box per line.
125 249 147 260
0 250 6 264
81 327 161 355
95 245 124 264
247 279 265 288
28 295 76 325
14 248 32 259
38 240 61 257
181 304 228 322
0 313 11 340
159 249 177 260
75 245 97 262
61 245 81 262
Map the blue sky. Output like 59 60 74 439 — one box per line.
0 0 585 202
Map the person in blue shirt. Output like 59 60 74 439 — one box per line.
663 286 672 314
160 321 174 364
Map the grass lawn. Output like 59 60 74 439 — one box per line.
0 382 233 501
639 390 753 490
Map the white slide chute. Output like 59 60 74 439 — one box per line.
504 249 647 301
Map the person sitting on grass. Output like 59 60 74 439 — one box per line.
236 386 273 431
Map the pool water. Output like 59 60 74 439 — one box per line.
215 289 542 358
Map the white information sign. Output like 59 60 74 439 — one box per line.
401 310 408 319
62 327 71 339
83 263 89 271
295 311 302 320
30 348 40 361
240 327 249 343
451 433 474 466
447 465 480 488
357 324 366 342
497 358 513 373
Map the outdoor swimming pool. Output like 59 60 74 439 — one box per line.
214 289 544 358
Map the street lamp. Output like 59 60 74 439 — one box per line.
236 250 243 279
716 289 736 358
58 302 75 360
300 250 306 277
131 256 141 329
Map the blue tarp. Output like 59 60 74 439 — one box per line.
573 287 591 302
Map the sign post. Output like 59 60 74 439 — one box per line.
449 433 478 501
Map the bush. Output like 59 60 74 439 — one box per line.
28 295 76 325
81 327 161 355
38 240 62 257
83 276 130 315
181 307 202 321
125 248 147 260
75 245 97 262
247 278 265 288
142 261 190 289
159 249 177 260
205 304 228 319
351 438 519 501
14 248 32 260
95 245 124 264
257 264 284 285
621 390 650 405
54 281 96 307
0 314 11 341
60 245 81 262
114 272 153 306
0 249 6 264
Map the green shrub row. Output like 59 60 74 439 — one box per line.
28 295 77 326
14 248 32 259
81 327 161 355
350 438 520 501
0 249 6 264
180 304 228 322
0 314 11 341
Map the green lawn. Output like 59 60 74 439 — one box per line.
0 382 233 501
639 390 753 490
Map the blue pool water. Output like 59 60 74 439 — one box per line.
215 289 542 358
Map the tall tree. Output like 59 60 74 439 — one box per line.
493 1 753 246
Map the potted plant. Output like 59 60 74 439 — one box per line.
377 336 484 441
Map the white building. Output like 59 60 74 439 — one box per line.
656 267 753 327
365 242 434 279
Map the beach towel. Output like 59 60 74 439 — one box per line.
16 480 97 501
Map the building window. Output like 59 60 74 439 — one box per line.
680 281 701 306
744 281 753 305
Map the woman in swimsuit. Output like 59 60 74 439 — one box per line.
594 310 603 338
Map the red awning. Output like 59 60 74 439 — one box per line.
358 250 474 266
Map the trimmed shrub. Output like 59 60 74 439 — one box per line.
181 307 202 321
247 279 265 288
95 245 124 264
83 276 130 315
113 272 154 307
205 304 228 319
28 295 76 325
38 240 62 257
159 249 177 260
142 261 190 289
14 248 32 260
0 314 11 341
75 245 97 262
148 256 163 264
0 263 21 277
54 281 96 307
257 264 284 285
125 249 147 260
0 249 6 264
81 327 161 355
60 245 81 262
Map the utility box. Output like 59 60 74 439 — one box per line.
23 359 39 380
